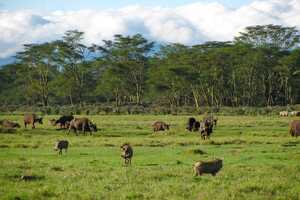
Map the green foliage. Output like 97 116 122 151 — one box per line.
0 25 300 108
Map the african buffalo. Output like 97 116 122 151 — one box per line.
24 114 43 129
152 121 170 132
68 118 97 135
0 119 21 128
55 115 74 129
290 120 300 137
186 117 196 131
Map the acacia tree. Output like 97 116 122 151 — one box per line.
95 34 154 105
16 43 58 106
55 30 92 105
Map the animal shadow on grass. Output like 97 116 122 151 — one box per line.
281 141 300 147
20 175 45 181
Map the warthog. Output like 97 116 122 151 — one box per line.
193 159 223 176
121 143 133 165
152 121 170 132
0 119 21 128
24 114 43 129
68 118 97 135
54 140 69 155
290 120 300 137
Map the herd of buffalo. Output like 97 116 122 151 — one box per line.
0 112 300 176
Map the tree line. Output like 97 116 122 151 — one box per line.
0 24 300 110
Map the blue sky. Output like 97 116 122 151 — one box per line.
1 0 252 11
0 0 299 63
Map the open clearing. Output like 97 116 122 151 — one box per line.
0 115 300 200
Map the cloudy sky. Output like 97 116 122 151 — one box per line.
0 0 299 60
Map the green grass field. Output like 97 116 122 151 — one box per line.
0 115 300 200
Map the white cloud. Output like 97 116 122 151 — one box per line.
0 0 299 58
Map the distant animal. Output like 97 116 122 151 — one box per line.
54 140 69 155
0 119 21 129
55 115 74 129
279 111 289 117
68 118 97 135
199 118 214 140
289 111 298 116
24 114 43 129
296 111 300 116
193 159 223 176
49 119 57 126
120 143 133 165
203 115 218 127
186 117 196 131
152 121 170 132
290 120 300 137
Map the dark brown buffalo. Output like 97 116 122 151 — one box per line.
68 118 97 135
24 114 43 129
193 159 223 176
186 117 196 131
54 140 69 155
55 115 74 129
152 121 170 132
121 143 133 165
290 120 300 137
0 119 21 128
203 115 218 127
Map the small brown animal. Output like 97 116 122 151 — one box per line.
203 115 218 127
290 120 300 137
152 121 170 132
49 119 57 126
194 159 223 176
54 140 69 155
120 143 133 165
68 118 97 135
24 114 43 129
0 119 21 128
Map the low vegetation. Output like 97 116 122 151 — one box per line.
0 115 299 200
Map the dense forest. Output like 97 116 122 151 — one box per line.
0 24 300 111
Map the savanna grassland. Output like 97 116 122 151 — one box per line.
0 115 300 200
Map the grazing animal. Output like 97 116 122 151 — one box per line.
203 115 218 127
186 117 196 131
199 119 214 140
49 119 57 126
68 118 97 135
289 111 298 116
120 143 133 165
24 114 43 129
152 121 170 132
54 140 69 155
0 119 21 128
279 111 289 117
55 115 74 129
193 159 223 176
290 120 300 137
